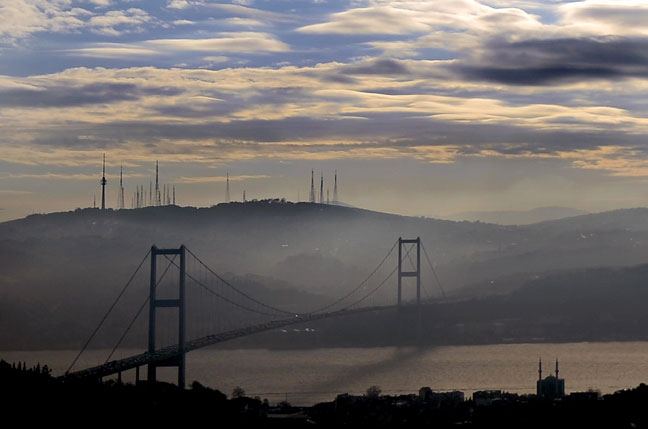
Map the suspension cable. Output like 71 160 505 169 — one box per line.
66 249 151 374
340 265 398 311
186 247 294 316
104 254 177 363
421 240 446 299
167 254 288 317
188 272 287 317
342 237 420 309
306 239 399 314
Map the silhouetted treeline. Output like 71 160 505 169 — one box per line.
0 358 268 425
3 358 648 427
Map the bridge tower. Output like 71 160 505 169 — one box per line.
398 237 421 306
148 245 186 388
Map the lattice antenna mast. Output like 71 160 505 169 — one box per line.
118 164 125 209
226 172 231 203
100 153 107 210
155 161 161 206
333 170 338 204
319 172 324 204
309 169 315 203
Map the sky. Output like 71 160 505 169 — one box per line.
2 0 648 222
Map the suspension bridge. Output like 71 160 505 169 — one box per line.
61 237 445 388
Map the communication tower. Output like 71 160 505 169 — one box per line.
100 153 107 210
226 173 231 203
319 172 324 204
155 161 161 206
118 164 125 209
333 170 338 204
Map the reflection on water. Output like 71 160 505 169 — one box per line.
3 341 648 406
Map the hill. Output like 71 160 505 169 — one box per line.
3 201 648 349
445 206 589 225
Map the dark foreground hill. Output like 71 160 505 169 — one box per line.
3 201 648 350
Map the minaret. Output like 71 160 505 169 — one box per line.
100 153 106 210
333 170 338 204
309 170 315 203
226 173 231 203
555 359 559 380
319 172 324 204
538 358 542 381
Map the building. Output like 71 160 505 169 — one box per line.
537 358 565 399
419 387 464 407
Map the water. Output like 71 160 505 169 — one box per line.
4 342 648 406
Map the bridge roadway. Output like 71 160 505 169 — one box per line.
61 304 399 382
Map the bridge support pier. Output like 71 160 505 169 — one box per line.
148 245 186 388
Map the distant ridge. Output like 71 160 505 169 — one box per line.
444 206 589 225
4 203 648 349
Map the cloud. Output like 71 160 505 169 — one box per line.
0 1 91 40
560 1 648 37
452 36 648 85
2 62 647 159
65 32 290 59
87 8 157 36
68 43 161 58
0 2 158 41
83 0 113 8
222 17 266 27
172 19 195 26
0 190 31 196
297 6 430 35
342 58 411 76
205 4 294 24
178 174 271 184
145 33 290 53
3 172 101 180
166 0 194 10
0 81 185 108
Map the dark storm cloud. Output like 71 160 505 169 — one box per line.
0 83 185 108
453 37 648 85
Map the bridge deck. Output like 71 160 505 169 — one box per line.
62 305 398 382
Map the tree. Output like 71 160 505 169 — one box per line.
232 386 246 398
366 385 382 398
